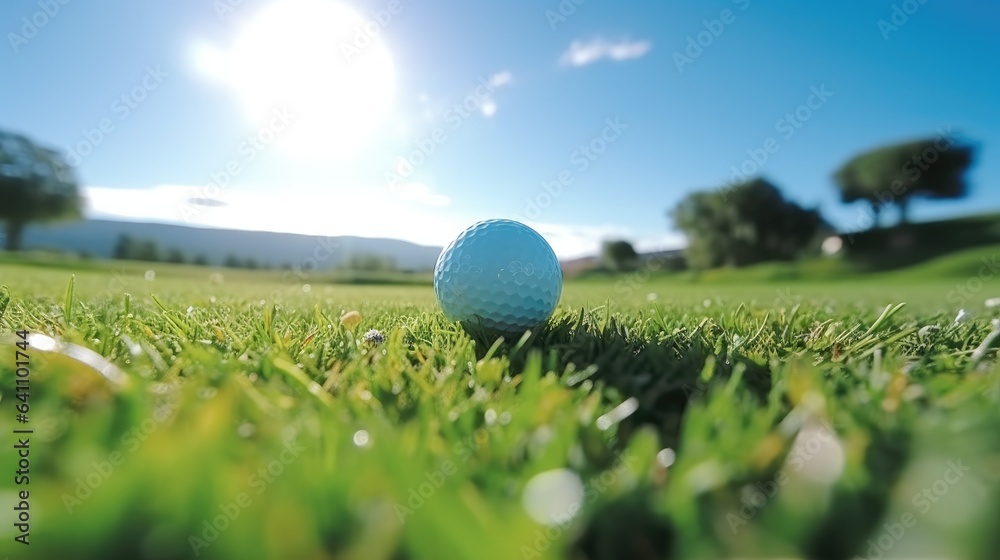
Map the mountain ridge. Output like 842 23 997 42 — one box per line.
19 219 445 270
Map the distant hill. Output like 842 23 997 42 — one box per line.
20 220 444 271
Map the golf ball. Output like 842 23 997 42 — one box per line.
434 219 562 333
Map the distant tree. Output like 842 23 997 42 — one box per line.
0 131 82 251
834 137 975 226
166 248 186 264
192 254 210 266
223 254 242 268
344 254 396 271
670 178 827 269
134 240 160 262
602 240 639 272
113 234 137 260
243 258 259 270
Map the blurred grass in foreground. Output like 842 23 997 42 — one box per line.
0 260 999 559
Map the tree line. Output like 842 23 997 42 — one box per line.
1 127 978 272
602 134 976 271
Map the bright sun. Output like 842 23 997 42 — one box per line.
196 0 396 159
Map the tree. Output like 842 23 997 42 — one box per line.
166 248 186 264
192 254 210 266
224 254 242 268
344 254 396 271
134 240 160 262
113 234 137 260
670 178 827 269
0 131 82 251
833 137 975 226
602 240 639 272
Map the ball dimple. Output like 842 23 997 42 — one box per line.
434 220 562 333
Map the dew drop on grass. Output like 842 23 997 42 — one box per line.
32 334 57 352
340 310 362 328
656 448 677 468
485 409 498 426
522 469 584 526
532 425 554 446
954 309 971 325
359 390 373 402
353 430 370 447
198 387 218 400
596 397 639 431
238 423 256 438
151 383 172 394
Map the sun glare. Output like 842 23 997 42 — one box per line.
196 0 396 159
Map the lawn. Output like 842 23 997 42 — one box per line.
1 258 999 559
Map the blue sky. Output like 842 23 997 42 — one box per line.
2 0 997 258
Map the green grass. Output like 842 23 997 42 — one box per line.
845 212 1000 269
1 258 1000 559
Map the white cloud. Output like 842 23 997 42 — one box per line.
489 71 512 88
522 221 684 260
83 184 458 247
481 100 498 117
390 182 451 206
560 38 652 67
82 186 677 260
634 234 687 254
